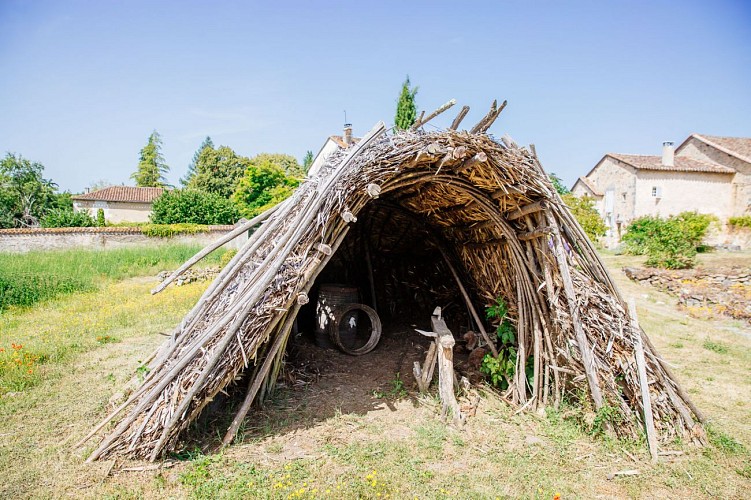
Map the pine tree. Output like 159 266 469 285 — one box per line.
302 150 314 173
394 76 418 131
181 136 214 186
131 131 169 187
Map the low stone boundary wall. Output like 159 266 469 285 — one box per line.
0 225 246 253
623 266 751 323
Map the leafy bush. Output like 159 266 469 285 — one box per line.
139 223 211 238
480 297 520 390
150 189 239 225
561 194 607 243
621 216 660 255
40 209 95 228
728 215 751 229
622 212 717 269
96 208 105 227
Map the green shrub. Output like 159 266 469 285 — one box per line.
480 297 527 390
139 223 210 238
40 208 95 228
96 208 105 227
150 189 239 225
561 194 607 243
728 215 751 229
622 212 717 269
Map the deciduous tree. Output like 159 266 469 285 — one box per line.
185 144 249 198
549 173 570 195
562 193 606 243
232 154 302 217
0 153 59 228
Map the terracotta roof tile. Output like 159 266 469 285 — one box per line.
72 186 165 203
693 134 751 164
608 153 734 174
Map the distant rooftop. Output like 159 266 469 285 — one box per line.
607 153 735 174
72 186 165 203
690 134 751 165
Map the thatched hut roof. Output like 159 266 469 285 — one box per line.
80 100 704 461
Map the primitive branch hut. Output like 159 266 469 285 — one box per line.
79 99 705 462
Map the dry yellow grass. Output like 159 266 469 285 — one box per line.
0 252 749 498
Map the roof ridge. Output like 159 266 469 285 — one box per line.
691 134 751 165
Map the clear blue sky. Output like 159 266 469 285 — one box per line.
1 0 749 192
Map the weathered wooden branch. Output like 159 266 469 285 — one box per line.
449 105 470 130
629 300 658 462
412 99 456 130
507 201 546 221
151 204 281 295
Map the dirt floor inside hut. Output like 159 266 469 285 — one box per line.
1 252 750 498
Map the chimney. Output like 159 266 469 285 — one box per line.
343 123 353 146
662 141 674 167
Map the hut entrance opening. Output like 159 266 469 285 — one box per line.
288 199 483 400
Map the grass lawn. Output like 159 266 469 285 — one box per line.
0 245 223 310
0 249 749 498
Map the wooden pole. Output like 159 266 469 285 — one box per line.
221 227 352 446
431 315 462 423
411 99 456 130
435 246 499 358
545 212 604 410
364 238 378 314
151 204 281 294
449 105 470 130
629 299 658 462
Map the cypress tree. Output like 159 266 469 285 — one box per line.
394 76 418 130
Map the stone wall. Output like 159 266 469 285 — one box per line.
623 266 751 323
0 225 247 253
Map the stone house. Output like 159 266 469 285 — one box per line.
572 134 751 247
72 186 165 223
307 124 359 177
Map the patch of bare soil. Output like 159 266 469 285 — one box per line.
624 265 751 323
238 323 477 437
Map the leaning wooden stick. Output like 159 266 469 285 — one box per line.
629 299 658 462
151 203 282 295
412 99 457 130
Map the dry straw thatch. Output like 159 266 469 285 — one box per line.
79 99 705 462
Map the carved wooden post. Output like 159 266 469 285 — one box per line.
415 308 462 423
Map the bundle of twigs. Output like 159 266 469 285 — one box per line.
79 99 703 462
